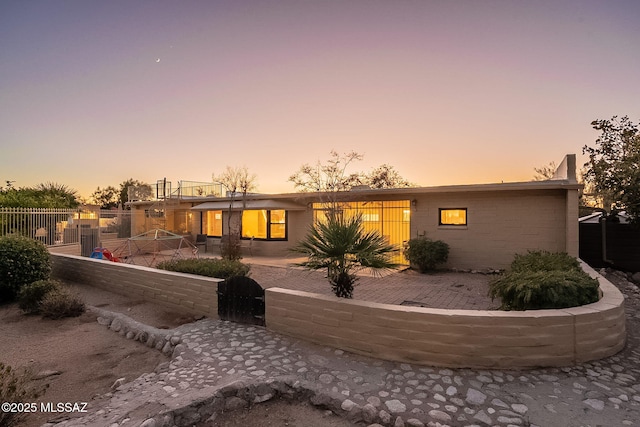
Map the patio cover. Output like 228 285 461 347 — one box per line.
191 200 306 211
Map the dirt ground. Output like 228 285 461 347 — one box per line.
0 284 192 427
203 398 357 427
1 282 358 427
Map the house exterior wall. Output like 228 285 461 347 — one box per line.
130 187 577 270
411 189 570 270
131 207 147 236
128 158 580 271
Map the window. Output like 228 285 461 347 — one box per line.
204 210 223 237
242 209 287 240
439 208 467 226
312 200 411 265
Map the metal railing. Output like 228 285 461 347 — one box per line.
129 180 224 203
0 208 132 254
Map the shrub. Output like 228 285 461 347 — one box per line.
157 258 250 280
0 363 48 427
403 237 449 273
510 250 582 273
18 279 61 314
39 287 86 319
489 251 600 310
0 235 51 303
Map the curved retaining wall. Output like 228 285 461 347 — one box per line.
265 262 626 368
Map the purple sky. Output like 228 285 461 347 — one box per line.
1 0 639 199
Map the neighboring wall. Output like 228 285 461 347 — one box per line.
50 253 221 318
266 262 625 369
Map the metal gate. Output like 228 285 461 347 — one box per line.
217 276 265 326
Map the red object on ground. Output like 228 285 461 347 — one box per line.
90 248 121 262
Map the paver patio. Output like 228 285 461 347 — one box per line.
235 255 499 310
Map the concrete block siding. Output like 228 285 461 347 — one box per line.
265 262 625 369
50 252 624 369
411 190 571 270
50 253 221 318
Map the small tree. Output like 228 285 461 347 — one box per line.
366 164 414 188
289 150 363 193
289 151 414 193
91 186 119 209
292 212 399 298
583 116 640 221
213 166 257 260
119 179 153 208
532 161 557 181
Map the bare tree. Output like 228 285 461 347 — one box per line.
366 164 414 188
212 166 257 259
533 161 557 181
289 151 414 191
289 150 363 192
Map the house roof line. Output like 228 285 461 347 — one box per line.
127 179 582 207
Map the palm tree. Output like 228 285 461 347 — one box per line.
292 212 399 298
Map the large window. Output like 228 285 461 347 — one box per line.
439 208 467 226
312 200 410 264
242 209 287 240
204 210 223 237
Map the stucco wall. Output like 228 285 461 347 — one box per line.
50 253 221 318
265 262 625 369
411 190 571 270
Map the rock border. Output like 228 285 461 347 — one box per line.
89 306 183 357
87 308 396 427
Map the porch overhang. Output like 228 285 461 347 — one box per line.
191 200 306 211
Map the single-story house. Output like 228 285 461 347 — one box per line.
128 154 580 270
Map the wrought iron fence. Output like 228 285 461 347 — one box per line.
0 208 132 251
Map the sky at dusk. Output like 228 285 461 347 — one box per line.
1 0 639 200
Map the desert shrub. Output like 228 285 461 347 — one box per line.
0 235 51 303
39 287 86 319
18 279 61 314
510 250 582 273
403 237 449 273
0 363 48 427
157 258 250 280
489 251 599 310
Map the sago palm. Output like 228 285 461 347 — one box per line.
292 212 399 298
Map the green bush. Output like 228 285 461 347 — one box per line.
403 237 449 273
0 235 51 303
157 258 250 280
39 287 86 319
489 251 600 310
0 363 48 427
510 250 582 273
18 279 61 314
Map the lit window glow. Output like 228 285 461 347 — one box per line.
242 209 286 240
439 208 467 226
205 210 223 236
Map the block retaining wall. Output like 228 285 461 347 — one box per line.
265 261 626 368
50 253 221 318
50 254 626 368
